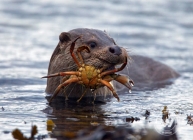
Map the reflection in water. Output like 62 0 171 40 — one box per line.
42 97 179 140
44 96 112 132
0 0 193 139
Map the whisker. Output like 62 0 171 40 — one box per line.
92 90 97 104
67 83 78 97
63 84 71 100
125 65 130 75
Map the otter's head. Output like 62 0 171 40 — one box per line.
57 28 129 71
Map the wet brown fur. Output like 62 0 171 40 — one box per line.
45 28 179 100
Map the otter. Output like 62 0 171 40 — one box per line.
45 28 179 101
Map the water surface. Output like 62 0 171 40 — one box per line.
0 0 193 139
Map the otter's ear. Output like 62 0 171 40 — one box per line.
59 32 71 43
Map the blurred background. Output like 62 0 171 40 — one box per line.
0 0 193 139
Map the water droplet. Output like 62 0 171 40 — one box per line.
129 90 132 93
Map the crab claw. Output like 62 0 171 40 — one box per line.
114 75 134 90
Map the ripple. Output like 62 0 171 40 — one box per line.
0 0 193 139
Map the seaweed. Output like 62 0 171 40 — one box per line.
12 125 38 140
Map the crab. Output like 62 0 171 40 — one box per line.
42 36 134 103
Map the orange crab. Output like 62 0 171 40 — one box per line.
42 37 134 103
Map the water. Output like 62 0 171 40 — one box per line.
0 0 193 139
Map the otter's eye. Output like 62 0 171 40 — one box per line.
89 42 97 49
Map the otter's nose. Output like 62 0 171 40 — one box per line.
109 46 122 55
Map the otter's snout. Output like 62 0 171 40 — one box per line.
109 46 122 56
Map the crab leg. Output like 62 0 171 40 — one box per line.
49 77 79 103
41 71 79 78
61 76 70 100
77 88 89 103
101 56 127 77
61 75 70 83
77 46 90 64
92 90 97 104
70 36 82 68
100 79 120 101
